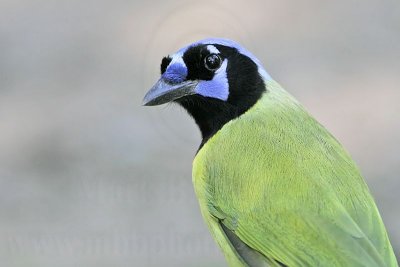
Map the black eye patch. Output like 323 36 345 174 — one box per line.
183 45 220 81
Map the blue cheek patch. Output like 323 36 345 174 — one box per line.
195 60 229 101
162 63 187 84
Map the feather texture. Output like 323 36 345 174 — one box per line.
192 80 398 267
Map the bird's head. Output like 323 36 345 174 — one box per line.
143 38 271 143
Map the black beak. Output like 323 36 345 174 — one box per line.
142 78 198 106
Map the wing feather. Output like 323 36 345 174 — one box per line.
193 80 398 267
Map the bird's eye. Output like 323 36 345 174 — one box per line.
204 54 222 71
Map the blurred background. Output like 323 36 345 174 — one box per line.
0 0 399 266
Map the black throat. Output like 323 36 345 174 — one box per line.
176 46 266 148
176 96 239 147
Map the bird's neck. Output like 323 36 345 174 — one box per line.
177 88 267 148
177 96 239 147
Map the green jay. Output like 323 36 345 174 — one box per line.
143 38 398 267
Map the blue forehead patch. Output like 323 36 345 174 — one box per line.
162 63 187 84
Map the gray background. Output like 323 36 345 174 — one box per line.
0 0 399 266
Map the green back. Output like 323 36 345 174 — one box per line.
193 80 398 266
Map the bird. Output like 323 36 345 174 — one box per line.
142 38 398 267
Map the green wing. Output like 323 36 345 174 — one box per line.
193 80 398 267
